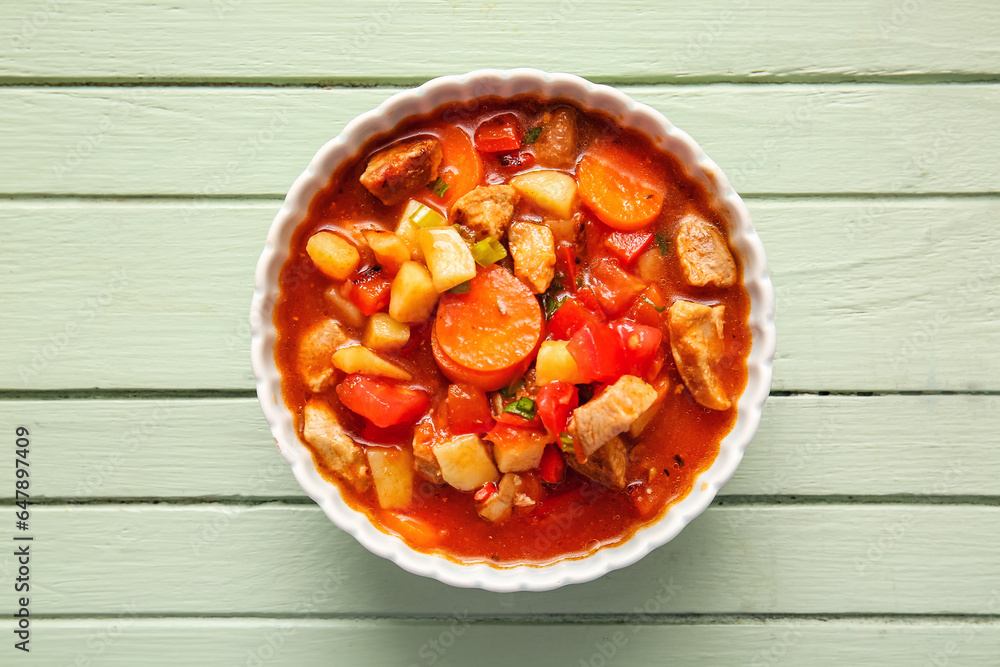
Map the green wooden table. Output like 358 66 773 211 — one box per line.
2 2 999 664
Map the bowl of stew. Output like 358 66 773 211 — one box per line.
251 69 775 591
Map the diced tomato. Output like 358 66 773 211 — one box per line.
625 285 669 331
335 374 429 428
445 383 495 435
348 271 392 316
498 151 535 170
487 422 554 451
536 382 579 437
474 114 522 153
588 257 646 317
604 230 654 265
474 481 498 502
359 421 413 445
548 296 605 341
610 319 662 378
566 321 627 383
538 444 566 484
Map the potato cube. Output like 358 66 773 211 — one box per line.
389 261 439 323
331 345 411 381
323 284 366 330
396 200 445 261
366 447 414 509
535 340 586 385
418 227 477 292
362 313 410 353
306 231 360 281
362 229 411 275
510 170 578 219
508 221 556 294
490 434 547 473
433 434 499 491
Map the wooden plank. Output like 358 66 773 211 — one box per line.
1 1 998 81
6 618 1000 667
0 85 998 196
1 505 996 616
2 395 996 499
2 198 998 391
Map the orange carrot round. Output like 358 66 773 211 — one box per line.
577 144 664 231
414 123 482 209
432 265 544 390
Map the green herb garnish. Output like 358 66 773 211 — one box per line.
523 126 543 145
655 230 670 256
502 396 536 420
643 296 666 313
499 377 526 399
446 280 471 294
558 432 575 453
428 177 450 198
544 294 566 321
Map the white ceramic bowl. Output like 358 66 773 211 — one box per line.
250 68 776 592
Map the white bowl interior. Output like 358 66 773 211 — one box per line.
250 68 776 592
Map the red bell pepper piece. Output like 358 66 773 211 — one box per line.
536 382 579 437
559 244 579 288
547 295 605 340
566 321 627 383
335 374 429 428
348 271 392 316
474 481 498 503
474 114 522 153
538 443 566 484
604 230 654 265
445 383 495 435
610 319 663 378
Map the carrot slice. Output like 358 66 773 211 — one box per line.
432 265 544 391
414 123 483 209
577 144 664 231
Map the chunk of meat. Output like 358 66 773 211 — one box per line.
297 319 349 392
508 221 556 293
534 108 578 170
567 375 657 457
449 185 519 240
360 138 443 206
302 399 370 491
566 435 628 489
675 214 737 288
667 299 731 410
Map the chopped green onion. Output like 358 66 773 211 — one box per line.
558 433 575 453
446 280 471 294
502 396 536 420
428 177 450 198
523 126 543 145
543 294 566 321
655 230 670 256
549 274 565 292
408 202 446 228
499 377 525 399
643 296 666 313
471 237 507 266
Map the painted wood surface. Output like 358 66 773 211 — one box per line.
1 85 998 196
1 394 997 500
0 505 997 617
2 1 998 81
1 2 997 662
3 198 998 391
4 618 1000 667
